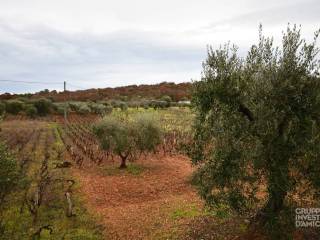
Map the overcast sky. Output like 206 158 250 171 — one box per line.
0 0 319 93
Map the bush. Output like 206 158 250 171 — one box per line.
0 102 5 116
52 102 69 115
5 100 25 115
160 95 172 107
69 102 91 114
25 104 38 118
190 25 320 237
88 102 107 115
93 114 161 168
0 142 19 207
78 103 91 114
32 98 52 116
119 102 128 111
150 100 167 109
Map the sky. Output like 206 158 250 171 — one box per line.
0 0 319 93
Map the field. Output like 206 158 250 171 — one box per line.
0 108 253 240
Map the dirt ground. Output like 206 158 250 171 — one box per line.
72 154 202 240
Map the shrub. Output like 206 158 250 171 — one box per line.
25 104 38 118
0 102 5 116
119 102 128 111
150 100 167 109
88 102 107 115
52 102 69 115
5 100 25 115
78 103 91 114
190 25 320 238
160 95 172 107
69 102 91 114
0 142 19 208
32 98 52 116
105 105 113 115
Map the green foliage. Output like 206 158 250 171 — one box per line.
171 204 202 220
150 100 167 109
5 100 25 115
88 102 107 115
190 25 320 237
25 104 38 118
32 98 52 116
0 102 5 115
93 113 161 168
119 102 128 111
135 113 162 152
69 102 91 114
52 102 69 115
160 95 172 107
0 142 19 208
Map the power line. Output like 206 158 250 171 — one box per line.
0 79 62 85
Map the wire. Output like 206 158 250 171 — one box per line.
0 79 89 91
0 79 63 85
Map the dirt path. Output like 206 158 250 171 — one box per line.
72 154 202 240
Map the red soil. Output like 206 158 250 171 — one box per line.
72 154 201 240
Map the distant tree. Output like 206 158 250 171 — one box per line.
5 100 25 115
93 114 161 168
160 95 172 107
190 25 320 237
77 103 91 114
25 104 38 118
119 102 128 111
69 102 91 114
105 105 113 115
0 102 5 116
52 102 69 115
38 89 49 94
88 102 108 115
32 98 52 116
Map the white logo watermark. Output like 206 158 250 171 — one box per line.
295 208 320 228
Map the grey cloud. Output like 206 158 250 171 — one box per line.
0 21 205 93
204 0 320 30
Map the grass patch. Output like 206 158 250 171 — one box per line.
171 204 202 220
170 203 231 221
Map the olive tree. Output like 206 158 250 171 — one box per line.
93 114 161 168
190 25 320 236
5 100 25 115
31 98 53 116
25 104 38 118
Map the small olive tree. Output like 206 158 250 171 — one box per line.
190 25 320 236
32 98 52 116
93 114 161 168
25 104 38 118
5 100 25 115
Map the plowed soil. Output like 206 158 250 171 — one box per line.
73 154 202 240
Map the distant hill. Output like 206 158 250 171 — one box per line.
0 82 192 102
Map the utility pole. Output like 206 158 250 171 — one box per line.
64 81 67 125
